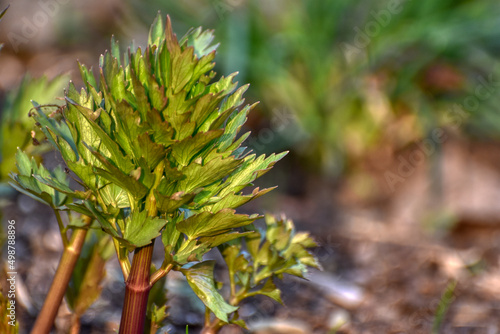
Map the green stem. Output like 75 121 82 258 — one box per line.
118 242 155 334
150 263 173 286
30 215 92 334
201 286 246 334
113 237 131 280
54 209 68 247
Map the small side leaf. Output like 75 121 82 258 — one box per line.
181 261 237 323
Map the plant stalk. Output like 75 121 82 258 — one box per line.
69 314 81 334
118 242 155 334
30 215 92 334
201 319 223 334
201 285 245 334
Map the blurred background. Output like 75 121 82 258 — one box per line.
2 0 500 333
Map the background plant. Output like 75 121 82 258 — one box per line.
202 214 320 333
216 0 500 177
0 75 68 184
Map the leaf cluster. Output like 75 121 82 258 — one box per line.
9 150 74 209
23 14 286 254
217 214 320 327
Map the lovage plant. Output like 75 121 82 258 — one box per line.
11 13 302 333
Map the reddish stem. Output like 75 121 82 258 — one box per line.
118 242 154 334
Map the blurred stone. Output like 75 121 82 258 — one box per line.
303 269 365 309
328 308 350 330
248 319 310 334
239 303 257 317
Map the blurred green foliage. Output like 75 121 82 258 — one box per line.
0 76 67 183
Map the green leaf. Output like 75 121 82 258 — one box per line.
176 209 258 239
66 161 98 191
220 152 288 197
220 84 249 113
110 35 121 66
154 190 198 214
147 71 167 111
217 103 254 151
190 92 225 128
180 27 219 58
171 130 223 166
9 179 53 206
64 202 94 217
181 261 238 322
15 148 31 176
67 98 133 172
177 155 241 193
146 109 175 146
161 215 182 251
90 149 148 199
33 174 88 201
148 12 165 46
129 68 150 119
149 304 168 330
254 279 282 304
113 100 144 143
209 73 238 95
210 187 275 212
100 183 130 208
32 101 78 160
173 238 212 264
79 63 98 90
10 150 70 207
123 210 166 247
198 231 253 248
222 245 249 278
135 133 166 170
84 201 121 239
171 48 196 94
